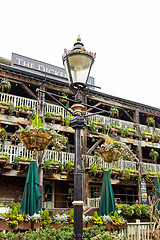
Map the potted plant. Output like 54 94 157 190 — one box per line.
0 73 11 93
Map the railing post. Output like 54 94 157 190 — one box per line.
136 219 141 240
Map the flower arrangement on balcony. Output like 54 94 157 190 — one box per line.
13 156 32 165
0 153 9 164
111 167 139 181
0 101 15 116
89 121 106 133
122 127 138 138
44 159 63 172
16 115 67 152
97 136 137 163
145 169 157 181
0 73 11 93
65 161 74 173
149 149 159 162
59 89 69 108
111 105 119 118
146 115 155 130
90 164 104 177
44 112 64 125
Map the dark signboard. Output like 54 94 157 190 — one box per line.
11 53 95 86
141 180 148 203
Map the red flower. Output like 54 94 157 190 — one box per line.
0 123 1 125
64 89 67 93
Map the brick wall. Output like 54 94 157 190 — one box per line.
0 176 26 204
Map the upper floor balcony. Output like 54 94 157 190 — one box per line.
0 143 160 175
0 92 159 137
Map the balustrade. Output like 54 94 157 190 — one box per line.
1 92 160 135
88 114 160 135
87 155 137 171
142 162 160 173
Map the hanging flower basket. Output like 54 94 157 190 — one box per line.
97 136 137 163
0 74 11 93
16 115 67 152
17 129 54 151
149 149 159 162
146 116 155 130
111 106 119 118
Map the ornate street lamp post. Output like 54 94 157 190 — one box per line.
63 36 96 240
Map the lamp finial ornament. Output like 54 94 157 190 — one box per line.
77 35 81 42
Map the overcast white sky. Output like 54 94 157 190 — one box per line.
1 1 160 109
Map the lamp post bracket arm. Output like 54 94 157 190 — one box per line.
36 88 75 116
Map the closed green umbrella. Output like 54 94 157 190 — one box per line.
20 160 41 216
98 170 116 216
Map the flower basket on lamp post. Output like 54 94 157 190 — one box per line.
16 115 67 152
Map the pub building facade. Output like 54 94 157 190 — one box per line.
0 53 159 209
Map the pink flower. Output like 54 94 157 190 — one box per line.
64 89 67 93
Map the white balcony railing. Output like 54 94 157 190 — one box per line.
87 155 137 171
0 92 69 118
2 144 160 175
142 162 160 173
88 114 160 135
1 92 160 135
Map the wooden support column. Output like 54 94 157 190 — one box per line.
37 84 45 208
82 95 90 203
134 108 142 203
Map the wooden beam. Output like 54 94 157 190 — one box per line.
20 82 37 99
87 138 104 155
87 102 102 112
122 109 134 122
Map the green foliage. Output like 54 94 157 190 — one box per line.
65 161 74 173
8 202 21 213
124 169 130 181
69 209 74 220
65 116 71 128
120 204 133 217
141 204 150 218
132 204 142 218
89 121 96 132
31 115 44 128
150 149 159 162
8 103 15 116
0 225 122 240
12 207 19 216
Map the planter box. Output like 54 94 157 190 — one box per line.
105 222 127 230
45 116 64 125
15 110 33 119
0 221 31 231
32 221 43 230
0 104 9 114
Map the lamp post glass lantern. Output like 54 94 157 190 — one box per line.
63 36 95 240
63 35 96 90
